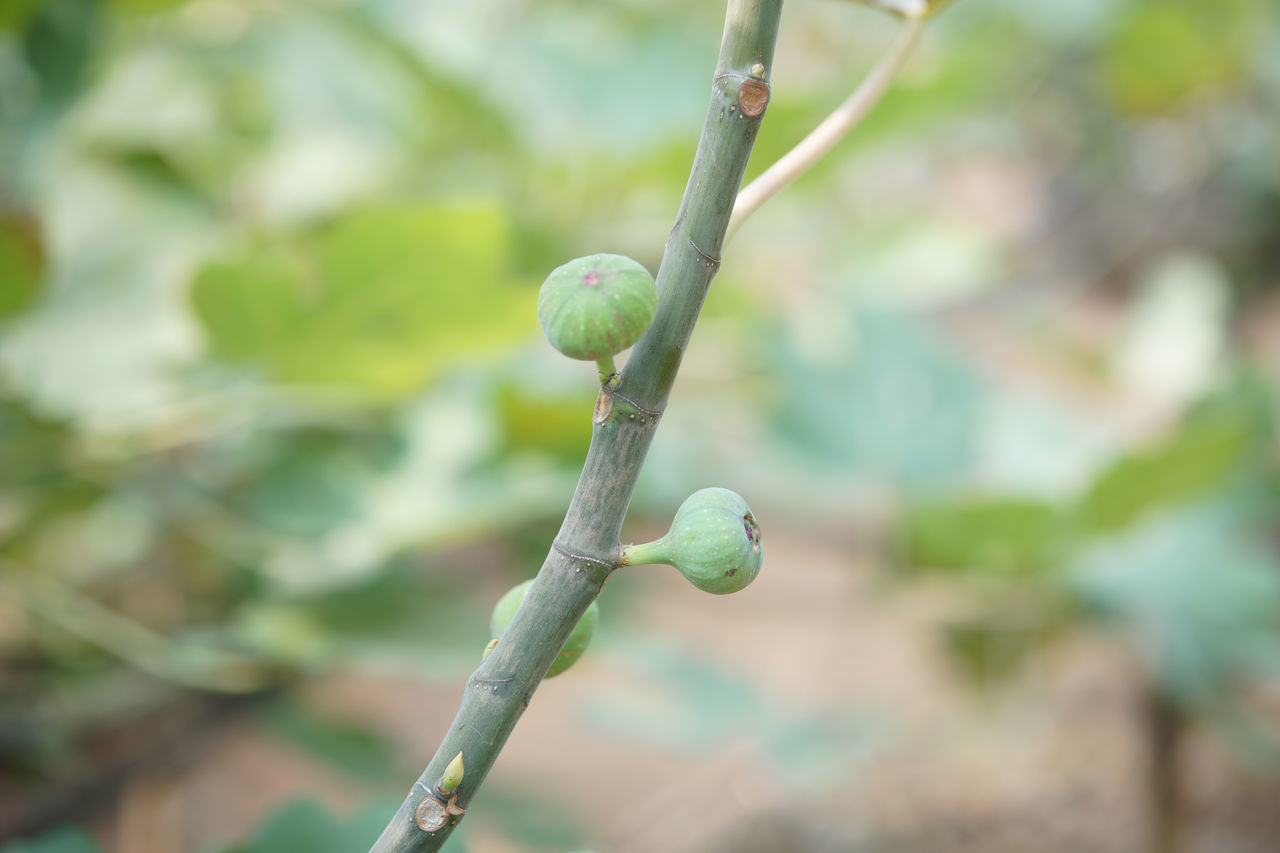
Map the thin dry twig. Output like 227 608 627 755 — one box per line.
727 3 927 240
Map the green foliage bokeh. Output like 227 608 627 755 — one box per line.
1 0 1279 847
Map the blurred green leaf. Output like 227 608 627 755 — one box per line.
903 496 1065 576
763 710 880 787
481 12 713 155
0 828 100 853
107 0 192 13
0 397 70 490
0 218 43 320
478 786 589 852
340 9 517 156
495 383 592 463
0 153 214 422
192 203 537 401
1184 371 1278 468
584 641 760 754
0 0 42 31
1079 384 1265 534
3 0 188 32
0 398 104 551
226 798 398 853
21 0 100 105
941 602 1064 688
1102 0 1261 114
259 696 401 784
1072 504 1280 708
283 565 476 638
234 565 487 674
586 640 878 786
771 308 983 492
235 426 403 540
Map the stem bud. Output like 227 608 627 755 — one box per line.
437 751 465 795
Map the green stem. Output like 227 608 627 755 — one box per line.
595 354 618 386
619 538 673 567
368 3 782 851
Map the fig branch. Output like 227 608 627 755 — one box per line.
367 2 783 851
727 0 934 240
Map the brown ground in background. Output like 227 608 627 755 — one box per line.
88 529 1280 852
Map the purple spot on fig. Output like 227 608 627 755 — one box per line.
744 513 761 550
726 569 737 576
583 271 602 287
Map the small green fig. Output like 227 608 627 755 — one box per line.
489 579 599 678
622 487 763 594
537 254 658 362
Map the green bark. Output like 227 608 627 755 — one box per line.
368 3 782 850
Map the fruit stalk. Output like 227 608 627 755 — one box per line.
619 538 669 567
369 3 782 851
595 355 617 385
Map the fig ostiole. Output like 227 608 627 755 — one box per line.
537 253 658 384
488 579 599 678
621 487 763 594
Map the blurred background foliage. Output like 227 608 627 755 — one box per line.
1 0 1279 850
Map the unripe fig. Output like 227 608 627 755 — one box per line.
489 579 599 678
537 254 658 362
622 487 763 594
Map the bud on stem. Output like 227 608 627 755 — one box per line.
437 752 465 795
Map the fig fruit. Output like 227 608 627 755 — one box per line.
489 579 599 678
622 487 763 594
537 253 658 362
